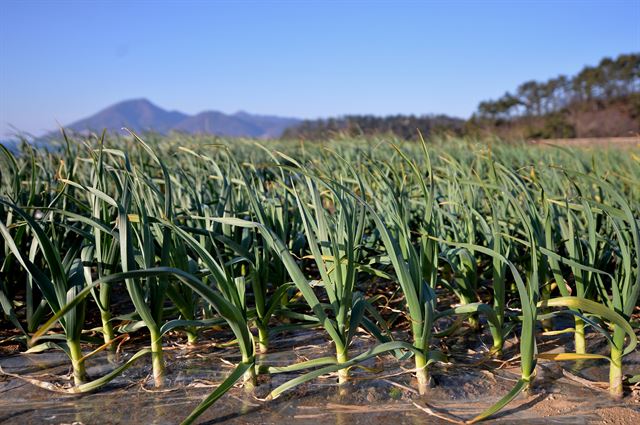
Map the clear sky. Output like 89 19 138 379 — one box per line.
0 0 638 136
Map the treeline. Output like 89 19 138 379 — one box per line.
283 53 640 140
467 52 640 139
475 53 639 120
282 114 465 140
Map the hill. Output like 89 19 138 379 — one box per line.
63 99 300 138
282 114 466 140
467 53 640 139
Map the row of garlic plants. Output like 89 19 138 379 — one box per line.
0 134 638 423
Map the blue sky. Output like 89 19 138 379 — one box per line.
0 0 638 136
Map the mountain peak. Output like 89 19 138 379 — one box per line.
115 97 153 105
64 100 301 138
103 98 157 111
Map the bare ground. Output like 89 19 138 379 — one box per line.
529 136 640 148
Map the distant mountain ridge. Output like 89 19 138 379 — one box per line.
64 99 301 138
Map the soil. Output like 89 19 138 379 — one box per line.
1 327 639 425
529 136 640 148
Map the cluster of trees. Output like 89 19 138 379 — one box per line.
281 114 465 140
471 53 640 137
282 53 639 141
